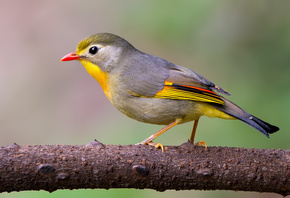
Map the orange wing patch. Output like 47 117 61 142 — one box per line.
153 81 225 105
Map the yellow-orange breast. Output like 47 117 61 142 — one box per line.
79 60 112 101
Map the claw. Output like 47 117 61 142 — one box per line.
194 141 207 148
135 119 180 152
147 142 164 152
136 141 164 152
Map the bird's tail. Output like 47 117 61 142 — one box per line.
211 98 279 137
236 115 279 137
246 115 279 137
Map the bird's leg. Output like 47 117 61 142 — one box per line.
189 118 207 148
189 119 199 143
137 118 182 152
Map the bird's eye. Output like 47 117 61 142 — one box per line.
89 46 98 55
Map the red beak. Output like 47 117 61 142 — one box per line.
61 52 80 61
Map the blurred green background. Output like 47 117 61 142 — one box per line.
0 0 289 198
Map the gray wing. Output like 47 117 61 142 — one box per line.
120 52 171 97
121 51 229 97
167 65 230 95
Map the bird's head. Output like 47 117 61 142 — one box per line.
61 33 135 72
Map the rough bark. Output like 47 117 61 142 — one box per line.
0 141 289 196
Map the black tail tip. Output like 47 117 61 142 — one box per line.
268 125 280 134
251 116 279 135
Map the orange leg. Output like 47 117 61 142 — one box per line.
189 118 207 148
137 118 182 151
189 118 199 144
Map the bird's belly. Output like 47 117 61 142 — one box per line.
111 95 202 125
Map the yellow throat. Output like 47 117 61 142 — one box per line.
79 59 111 100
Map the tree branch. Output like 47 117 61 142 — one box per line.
0 141 289 196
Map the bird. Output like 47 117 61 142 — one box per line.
61 33 279 151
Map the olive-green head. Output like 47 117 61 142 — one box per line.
76 33 134 54
61 33 136 72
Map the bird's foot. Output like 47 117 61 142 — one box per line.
194 141 207 148
136 141 164 152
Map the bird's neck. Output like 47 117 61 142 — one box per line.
79 60 112 101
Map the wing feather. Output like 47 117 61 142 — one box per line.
123 51 229 99
152 81 225 105
167 65 230 95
